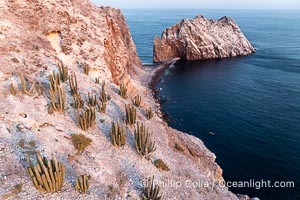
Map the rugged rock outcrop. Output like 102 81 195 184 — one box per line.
0 0 246 199
0 0 141 85
153 15 255 62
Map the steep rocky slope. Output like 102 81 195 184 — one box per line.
153 15 255 62
1 0 245 199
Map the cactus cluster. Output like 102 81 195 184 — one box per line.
26 153 65 193
133 95 142 107
97 101 106 113
109 119 126 148
75 107 96 131
72 94 84 110
19 74 36 96
145 108 154 120
76 175 90 194
48 72 60 92
119 83 127 99
69 73 79 96
58 62 68 82
88 93 97 107
142 176 162 200
80 63 90 75
125 104 136 125
100 80 108 103
48 74 66 112
134 123 156 160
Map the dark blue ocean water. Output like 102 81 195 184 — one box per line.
123 9 300 200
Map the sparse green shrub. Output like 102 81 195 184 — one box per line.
154 159 170 171
69 73 79 96
134 123 156 160
97 101 107 113
72 94 84 110
29 141 36 148
119 83 127 99
2 183 23 199
19 74 36 95
58 62 68 82
26 152 65 192
142 176 162 200
125 104 136 125
18 139 25 149
71 134 92 155
14 184 23 192
109 119 126 148
174 143 184 152
133 95 142 107
75 107 96 131
9 83 17 96
76 175 91 194
146 108 154 120
88 93 97 107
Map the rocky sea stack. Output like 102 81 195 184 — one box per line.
153 15 256 62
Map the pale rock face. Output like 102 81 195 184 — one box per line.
153 15 256 62
0 0 141 84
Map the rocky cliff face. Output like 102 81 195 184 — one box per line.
0 0 141 85
0 1 245 199
153 15 255 62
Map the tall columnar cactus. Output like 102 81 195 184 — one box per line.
88 93 97 107
119 83 127 99
19 74 36 95
142 176 162 200
69 73 79 96
58 62 68 82
81 63 90 75
75 107 96 131
76 175 90 194
134 123 156 160
9 83 17 96
48 72 60 92
72 94 84 110
97 101 106 113
102 80 106 91
49 81 66 112
26 153 65 193
125 104 136 125
100 80 107 103
109 119 126 148
95 78 100 84
133 95 142 107
146 108 154 120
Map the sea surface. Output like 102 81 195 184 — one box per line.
123 9 300 200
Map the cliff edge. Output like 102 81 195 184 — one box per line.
153 15 255 62
0 0 245 199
